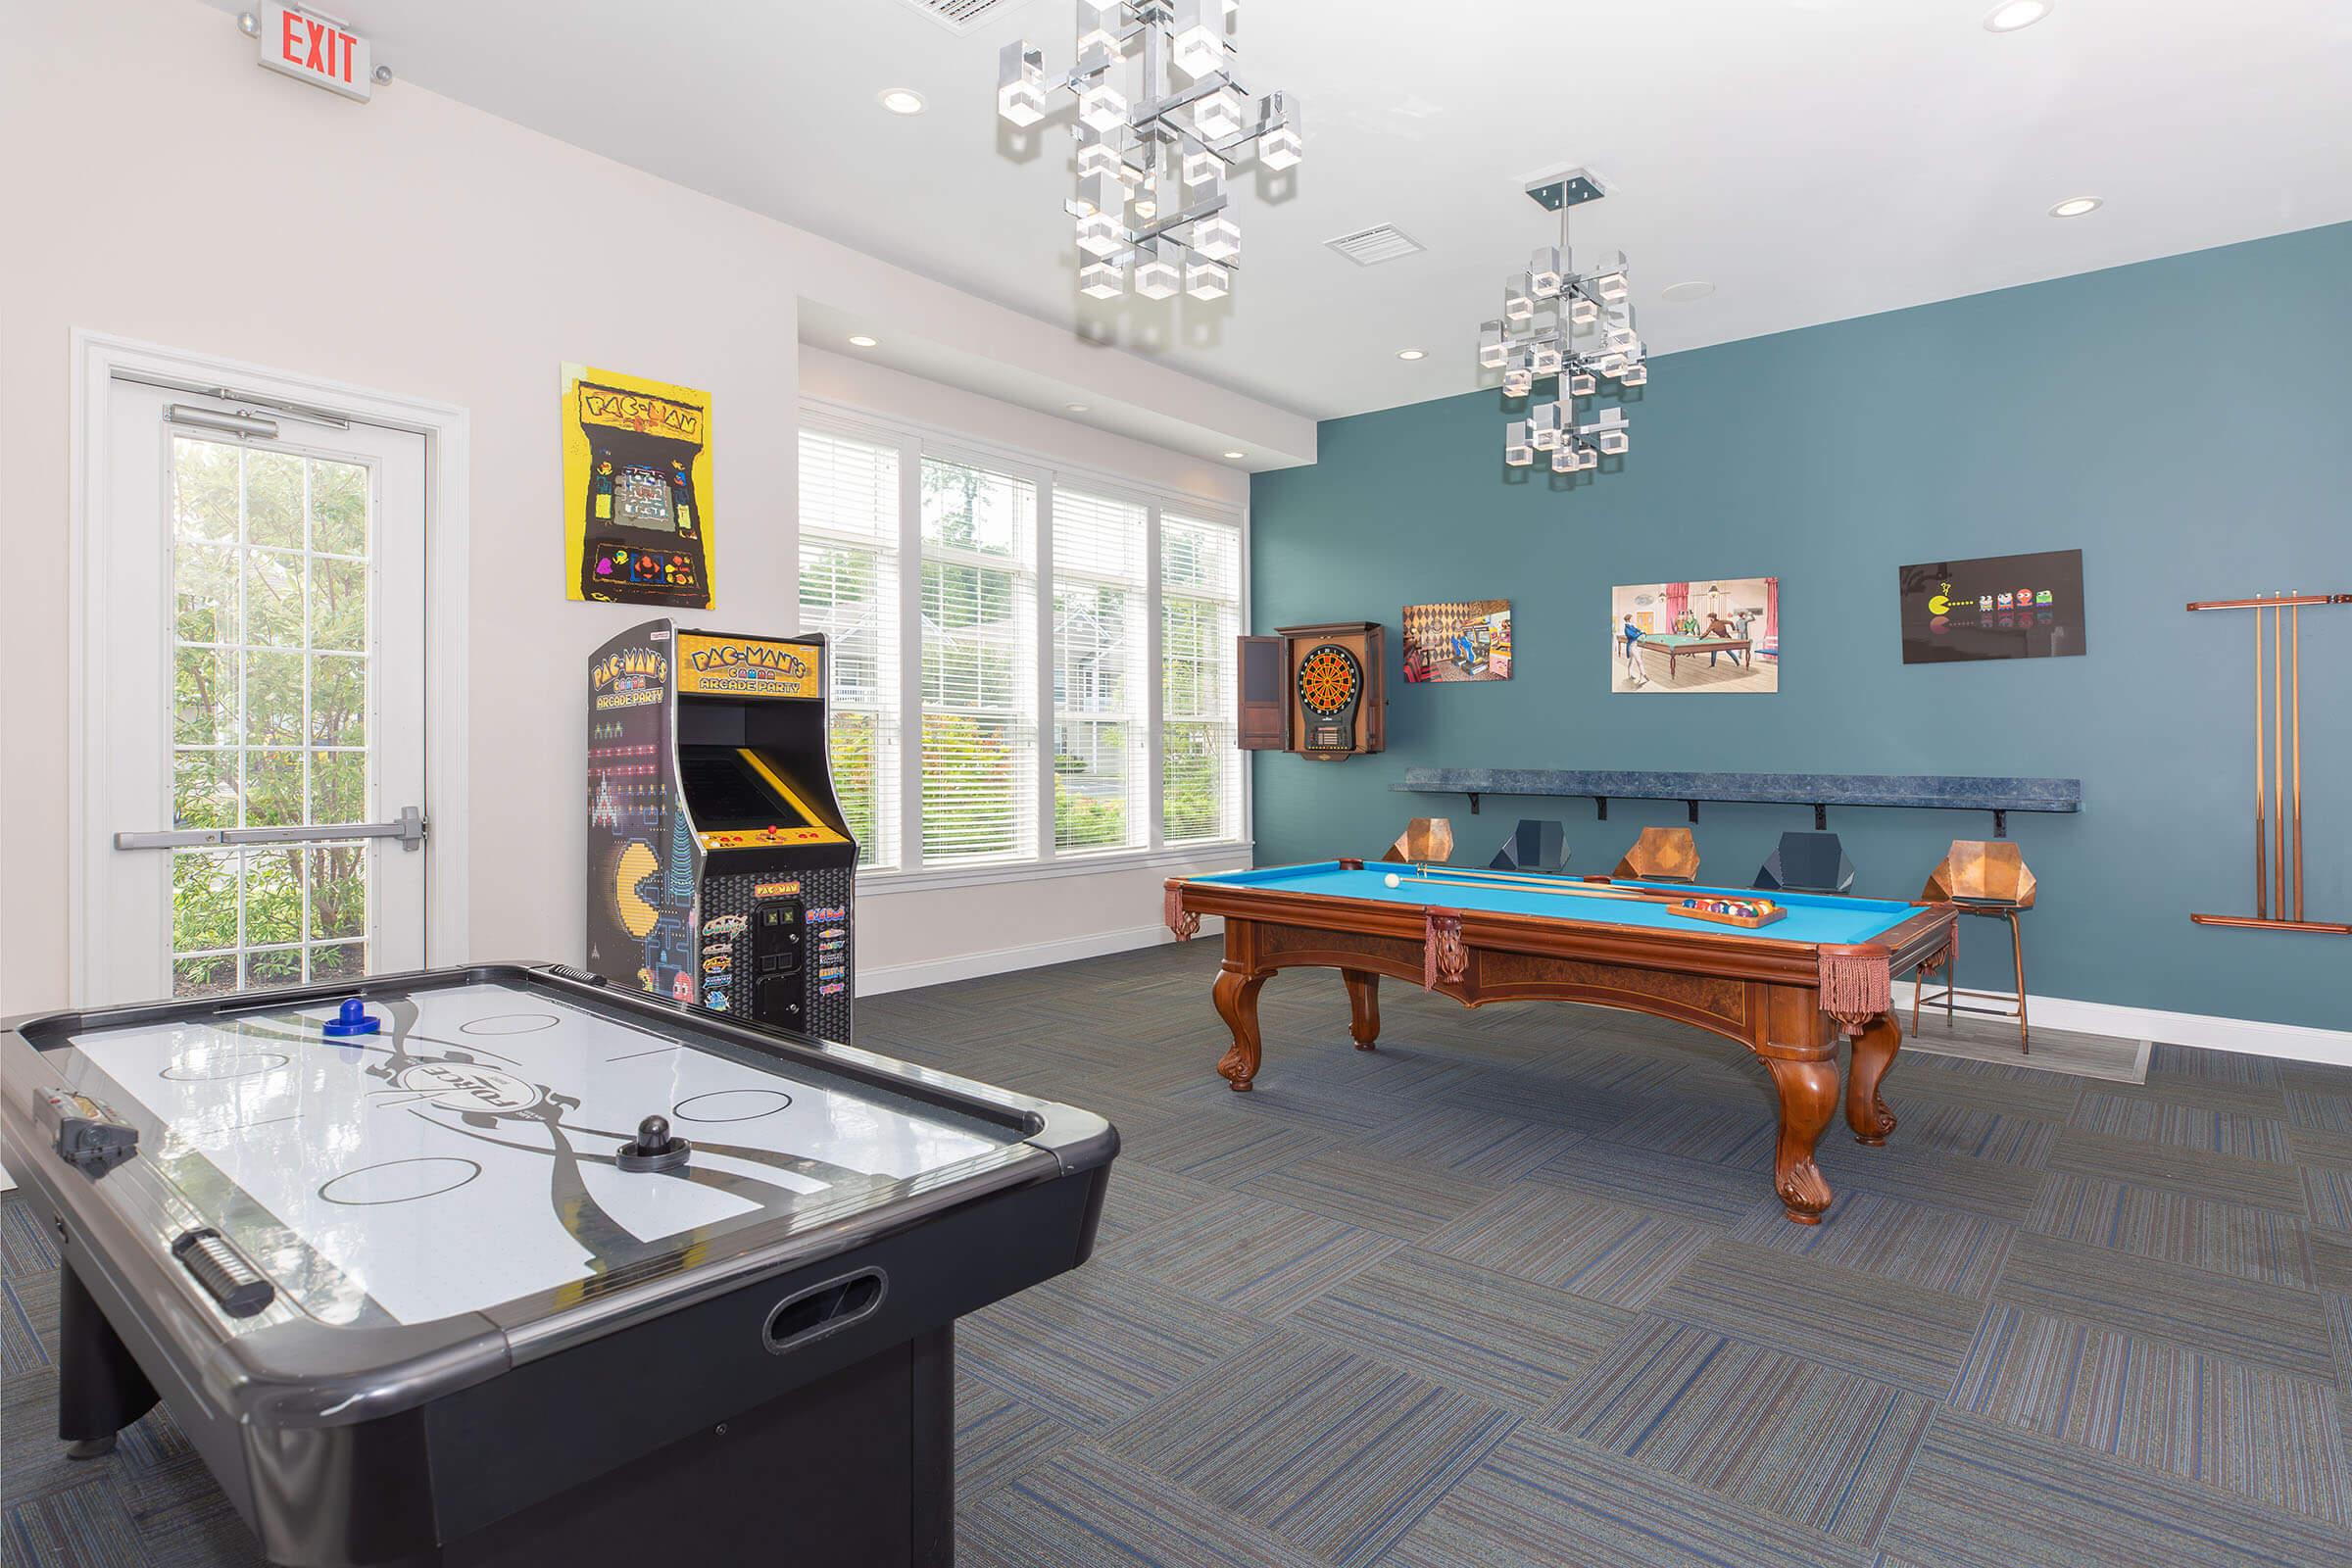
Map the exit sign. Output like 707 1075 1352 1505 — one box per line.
252 3 374 103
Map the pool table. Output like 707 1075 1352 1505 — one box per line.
1639 632 1751 680
1165 861 1959 1225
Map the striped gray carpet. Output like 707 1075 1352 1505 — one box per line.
7 941 2352 1567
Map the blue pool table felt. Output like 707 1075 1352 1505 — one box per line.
1189 862 1920 947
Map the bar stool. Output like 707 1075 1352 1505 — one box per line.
1755 831 1854 895
1615 826 1699 883
1914 840 2037 1054
1382 817 1454 864
1491 819 1568 874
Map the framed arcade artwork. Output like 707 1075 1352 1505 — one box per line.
1611 576 1780 693
1402 599 1512 682
1897 549 2085 663
562 364 715 609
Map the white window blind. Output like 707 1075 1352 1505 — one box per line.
1161 514 1243 845
919 458 1038 864
798 429 900 869
1052 490 1149 854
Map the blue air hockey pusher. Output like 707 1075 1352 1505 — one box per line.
0 963 1117 1567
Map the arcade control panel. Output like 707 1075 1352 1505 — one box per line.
586 542 702 601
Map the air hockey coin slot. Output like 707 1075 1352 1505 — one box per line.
763 1267 886 1353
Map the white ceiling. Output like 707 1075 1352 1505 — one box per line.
209 0 2352 429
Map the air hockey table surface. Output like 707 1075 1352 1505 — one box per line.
1 962 1117 1567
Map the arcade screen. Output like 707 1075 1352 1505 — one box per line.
612 466 679 532
1897 549 2086 663
679 746 819 833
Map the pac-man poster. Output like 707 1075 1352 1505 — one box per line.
562 364 714 609
1898 549 2085 663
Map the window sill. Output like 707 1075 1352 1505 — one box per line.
856 841 1252 898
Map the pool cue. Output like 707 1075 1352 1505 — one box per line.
2275 595 2286 918
1399 863 1659 901
1399 865 1694 908
2292 597 2303 921
2254 605 2268 918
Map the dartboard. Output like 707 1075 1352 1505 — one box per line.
1298 644 1363 717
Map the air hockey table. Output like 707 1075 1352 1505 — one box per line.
0 963 1117 1568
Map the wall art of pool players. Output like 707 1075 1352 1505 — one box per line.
1611 576 1780 692
1402 599 1511 681
1898 548 2086 662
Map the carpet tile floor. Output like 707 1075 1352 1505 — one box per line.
6 940 2352 1567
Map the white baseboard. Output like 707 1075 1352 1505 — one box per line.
1903 976 2352 1069
857 918 1220 999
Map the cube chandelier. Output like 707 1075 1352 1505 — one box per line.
997 1 1301 303
1484 170 1650 481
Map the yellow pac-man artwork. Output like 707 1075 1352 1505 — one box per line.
563 363 715 609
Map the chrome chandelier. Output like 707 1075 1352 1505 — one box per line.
996 1 1301 302
1481 170 1647 476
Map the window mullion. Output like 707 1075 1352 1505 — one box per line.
1145 503 1165 854
1035 479 1056 864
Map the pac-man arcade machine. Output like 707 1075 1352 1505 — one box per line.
587 620 858 1040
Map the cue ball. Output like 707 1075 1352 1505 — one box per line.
1384 873 1401 888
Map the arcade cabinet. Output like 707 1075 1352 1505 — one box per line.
575 378 710 605
588 619 858 1040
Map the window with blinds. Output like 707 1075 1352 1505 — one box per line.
798 429 900 869
1161 514 1244 844
1052 490 1149 854
919 458 1038 863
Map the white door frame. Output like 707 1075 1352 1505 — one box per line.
69 330 471 1005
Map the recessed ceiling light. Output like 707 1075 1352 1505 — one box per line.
1660 280 1717 303
1222 451 1247 460
1396 348 1427 361
2048 196 2102 218
1064 402 1090 413
877 88 926 115
1983 0 2052 31
848 334 879 348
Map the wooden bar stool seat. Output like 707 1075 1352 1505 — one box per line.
1382 817 1455 864
1614 826 1698 883
1914 839 2037 1054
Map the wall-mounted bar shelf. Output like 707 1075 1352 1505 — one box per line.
1393 768 2082 839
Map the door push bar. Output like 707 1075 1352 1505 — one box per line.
115 806 427 853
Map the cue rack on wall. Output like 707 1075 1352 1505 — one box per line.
2186 591 2351 935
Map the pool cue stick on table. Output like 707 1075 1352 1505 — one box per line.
1391 863 1727 910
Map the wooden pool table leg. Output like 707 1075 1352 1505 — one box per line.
1762 1055 1840 1224
1846 1014 1901 1146
1213 966 1270 1091
1343 969 1381 1050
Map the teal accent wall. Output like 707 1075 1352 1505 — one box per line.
1250 222 2352 1030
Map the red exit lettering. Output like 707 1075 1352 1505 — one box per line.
279 12 357 83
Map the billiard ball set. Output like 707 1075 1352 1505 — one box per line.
1665 893 1787 928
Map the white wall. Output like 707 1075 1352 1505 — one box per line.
0 0 1271 1014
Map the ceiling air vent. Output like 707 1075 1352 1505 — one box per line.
1325 224 1426 268
900 0 1027 34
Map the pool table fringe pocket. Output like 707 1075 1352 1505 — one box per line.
1423 908 1468 991
1818 946 1896 1029
1164 885 1199 941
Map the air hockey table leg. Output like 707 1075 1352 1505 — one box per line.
58 1255 158 1458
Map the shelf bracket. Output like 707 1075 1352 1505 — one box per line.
1992 808 2008 840
1813 804 1828 831
1467 792 1481 815
1594 797 1608 822
1686 801 1699 823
